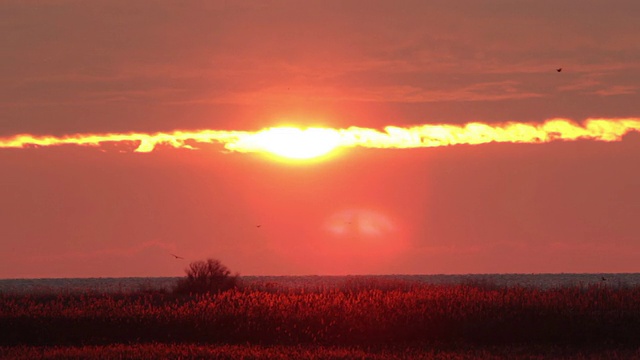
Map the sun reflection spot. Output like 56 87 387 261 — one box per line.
325 209 396 241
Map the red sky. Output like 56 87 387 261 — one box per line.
1 0 640 278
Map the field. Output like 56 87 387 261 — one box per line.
2 279 640 359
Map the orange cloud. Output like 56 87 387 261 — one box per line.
1 118 639 157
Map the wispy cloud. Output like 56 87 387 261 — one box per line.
592 85 638 96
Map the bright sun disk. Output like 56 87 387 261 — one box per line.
251 127 340 160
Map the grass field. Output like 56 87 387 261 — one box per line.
2 279 640 358
2 343 640 360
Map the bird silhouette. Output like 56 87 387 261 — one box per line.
556 68 562 72
256 225 262 228
170 254 184 260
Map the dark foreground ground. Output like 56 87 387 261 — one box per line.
2 279 640 358
2 343 640 360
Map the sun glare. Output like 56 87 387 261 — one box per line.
250 127 341 160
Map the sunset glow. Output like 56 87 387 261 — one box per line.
1 118 639 159
4 0 640 280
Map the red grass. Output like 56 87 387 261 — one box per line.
2 343 640 360
2 281 640 347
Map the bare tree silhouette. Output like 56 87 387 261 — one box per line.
173 258 238 294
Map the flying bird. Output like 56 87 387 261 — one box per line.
170 254 184 260
556 68 562 72
256 225 262 228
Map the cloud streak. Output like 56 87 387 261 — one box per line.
1 118 639 157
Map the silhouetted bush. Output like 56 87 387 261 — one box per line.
173 258 238 295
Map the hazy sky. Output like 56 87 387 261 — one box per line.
2 0 640 278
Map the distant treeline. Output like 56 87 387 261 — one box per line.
2 280 640 347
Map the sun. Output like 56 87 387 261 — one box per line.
252 127 341 160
